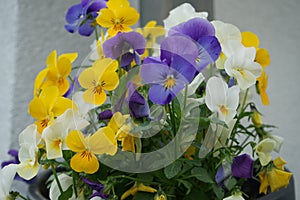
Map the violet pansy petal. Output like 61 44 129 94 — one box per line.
81 0 90 7
160 36 198 65
87 0 107 14
103 33 124 59
78 20 96 36
128 90 150 118
121 32 146 55
120 52 134 68
98 110 113 120
65 3 84 24
169 18 215 41
148 84 175 105
65 23 79 34
231 154 254 179
170 54 197 83
140 60 168 84
197 36 221 63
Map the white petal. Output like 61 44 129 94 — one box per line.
72 91 96 117
211 20 241 45
269 135 284 153
49 174 73 200
19 124 41 146
205 76 227 112
163 3 208 30
226 85 240 110
0 164 18 198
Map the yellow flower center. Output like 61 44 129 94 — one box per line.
219 105 228 116
113 17 125 32
80 150 93 161
163 75 176 89
41 118 49 128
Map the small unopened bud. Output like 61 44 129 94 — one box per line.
252 110 262 127
154 194 167 200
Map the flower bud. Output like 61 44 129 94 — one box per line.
154 193 167 200
252 110 262 127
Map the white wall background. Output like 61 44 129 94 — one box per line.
214 0 300 198
0 0 299 198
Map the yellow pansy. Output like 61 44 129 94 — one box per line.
78 58 119 105
136 20 165 48
65 128 117 174
28 86 76 133
121 183 157 200
33 68 49 97
44 50 78 95
108 112 136 152
258 158 292 194
96 0 139 36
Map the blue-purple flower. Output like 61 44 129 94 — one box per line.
140 35 198 105
82 177 109 199
103 31 146 70
231 153 254 179
98 109 113 120
65 0 107 36
126 82 150 119
169 18 221 72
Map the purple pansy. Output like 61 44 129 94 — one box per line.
98 109 113 120
231 153 254 179
126 82 150 119
215 161 232 186
103 32 146 70
140 36 198 105
169 18 221 72
82 178 109 199
65 0 106 36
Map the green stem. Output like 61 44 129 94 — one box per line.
183 84 188 112
18 194 28 200
50 161 63 195
240 88 249 113
94 26 99 41
168 103 176 138
111 175 160 185
72 171 78 198
68 75 80 91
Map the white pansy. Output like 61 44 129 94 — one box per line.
224 41 262 90
255 138 276 166
17 124 40 180
205 76 240 124
268 134 284 153
163 3 208 31
42 109 89 159
0 164 18 199
223 192 245 200
211 20 241 69
49 174 84 200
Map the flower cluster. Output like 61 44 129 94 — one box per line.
1 1 292 200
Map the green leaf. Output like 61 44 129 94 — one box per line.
183 188 210 200
213 184 224 199
226 177 237 190
178 179 193 194
190 167 214 183
164 160 182 179
58 185 73 200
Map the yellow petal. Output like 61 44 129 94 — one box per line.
58 52 78 63
96 8 115 28
52 97 76 116
70 151 99 174
88 127 117 155
35 118 52 134
121 135 135 152
28 98 48 119
78 68 98 89
46 50 57 68
57 78 70 96
92 58 117 78
137 183 157 193
34 69 49 97
273 157 287 170
116 7 139 26
108 112 128 133
66 130 86 153
268 168 292 192
257 71 269 106
241 31 260 48
107 0 130 10
255 48 270 68
258 170 269 194
101 70 119 91
57 57 72 78
39 86 59 113
121 186 138 200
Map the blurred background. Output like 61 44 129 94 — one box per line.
1 0 299 198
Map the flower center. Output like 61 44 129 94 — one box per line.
93 85 103 94
219 105 228 116
80 150 93 161
163 75 176 89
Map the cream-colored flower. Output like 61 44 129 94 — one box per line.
255 138 276 166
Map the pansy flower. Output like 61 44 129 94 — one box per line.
65 0 107 36
121 183 157 200
82 178 109 199
66 128 117 174
103 31 146 70
28 86 76 133
0 164 18 200
96 0 139 36
169 18 221 72
78 58 119 105
140 36 198 105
